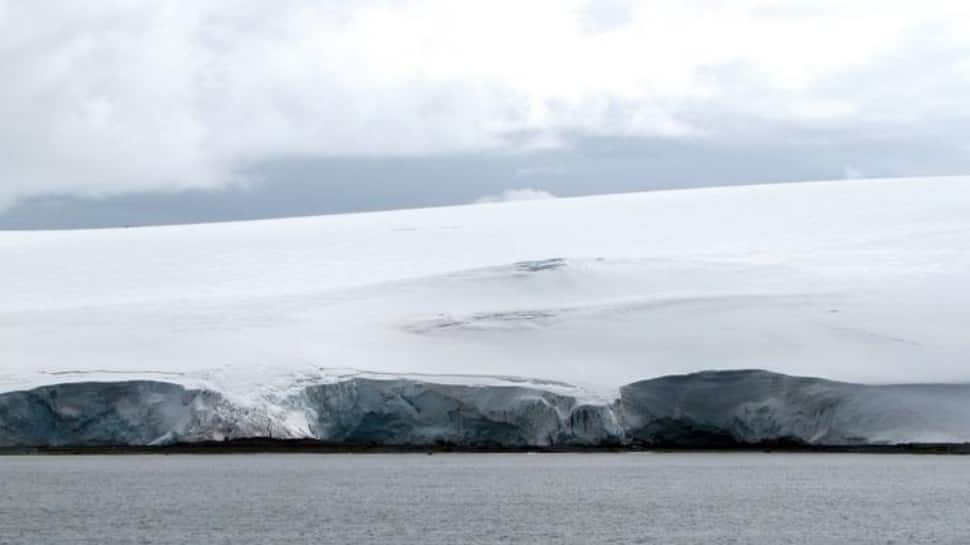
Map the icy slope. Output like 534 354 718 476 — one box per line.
1 176 970 446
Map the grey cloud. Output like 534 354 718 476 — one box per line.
4 112 970 229
2 1 970 227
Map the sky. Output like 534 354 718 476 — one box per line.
2 0 970 228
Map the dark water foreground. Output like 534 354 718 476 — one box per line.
2 453 969 545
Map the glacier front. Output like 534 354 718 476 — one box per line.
3 371 970 448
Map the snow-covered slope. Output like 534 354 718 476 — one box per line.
2 177 970 446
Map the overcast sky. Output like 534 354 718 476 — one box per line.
2 0 969 228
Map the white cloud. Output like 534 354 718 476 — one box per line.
1 0 969 208
475 189 557 204
843 165 865 180
578 0 635 34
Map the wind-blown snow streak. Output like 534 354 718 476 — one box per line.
2 177 970 446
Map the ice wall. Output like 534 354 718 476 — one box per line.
3 371 969 448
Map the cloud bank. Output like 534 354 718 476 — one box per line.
475 188 557 204
1 0 969 209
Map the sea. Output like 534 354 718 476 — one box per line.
1 452 968 544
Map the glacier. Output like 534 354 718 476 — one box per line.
2 176 970 447
3 371 970 448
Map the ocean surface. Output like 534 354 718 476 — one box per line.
1 453 968 544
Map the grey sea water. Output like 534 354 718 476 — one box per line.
1 453 968 544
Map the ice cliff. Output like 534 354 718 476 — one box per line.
3 371 969 448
